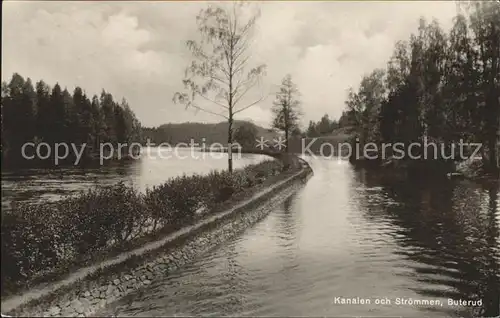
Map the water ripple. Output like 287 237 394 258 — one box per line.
99 158 500 317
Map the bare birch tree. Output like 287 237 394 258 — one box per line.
173 2 267 173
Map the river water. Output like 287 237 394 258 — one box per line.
100 157 500 317
1 148 267 211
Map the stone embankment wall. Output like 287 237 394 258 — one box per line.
7 157 312 318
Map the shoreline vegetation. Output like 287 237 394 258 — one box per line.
3 155 311 317
1 74 142 169
337 3 499 181
1 153 300 298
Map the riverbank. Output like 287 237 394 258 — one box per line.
98 157 498 318
1 147 142 169
348 147 499 182
2 158 284 296
2 154 312 317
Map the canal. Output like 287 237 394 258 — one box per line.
98 157 500 317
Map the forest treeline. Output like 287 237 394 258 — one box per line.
343 2 499 173
304 113 351 137
1 73 142 166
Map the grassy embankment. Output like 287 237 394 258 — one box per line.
1 155 298 297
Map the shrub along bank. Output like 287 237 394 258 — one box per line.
1 159 284 296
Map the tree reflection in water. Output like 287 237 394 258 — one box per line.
353 168 500 317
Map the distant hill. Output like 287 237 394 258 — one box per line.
142 120 279 146
141 121 354 156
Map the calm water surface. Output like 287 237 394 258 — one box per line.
101 157 500 317
1 147 268 211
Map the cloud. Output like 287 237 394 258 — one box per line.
2 1 458 128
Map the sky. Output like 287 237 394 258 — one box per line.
2 1 460 129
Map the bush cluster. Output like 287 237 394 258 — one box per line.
1 159 284 294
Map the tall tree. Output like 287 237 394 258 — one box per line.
345 68 386 146
49 83 65 144
338 111 351 128
233 122 258 149
100 90 117 144
468 1 500 172
2 74 37 160
317 114 333 135
306 120 319 137
62 88 77 143
36 80 52 143
271 74 301 152
79 91 95 148
90 95 105 151
173 2 267 172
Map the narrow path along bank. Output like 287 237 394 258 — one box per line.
3 155 312 317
